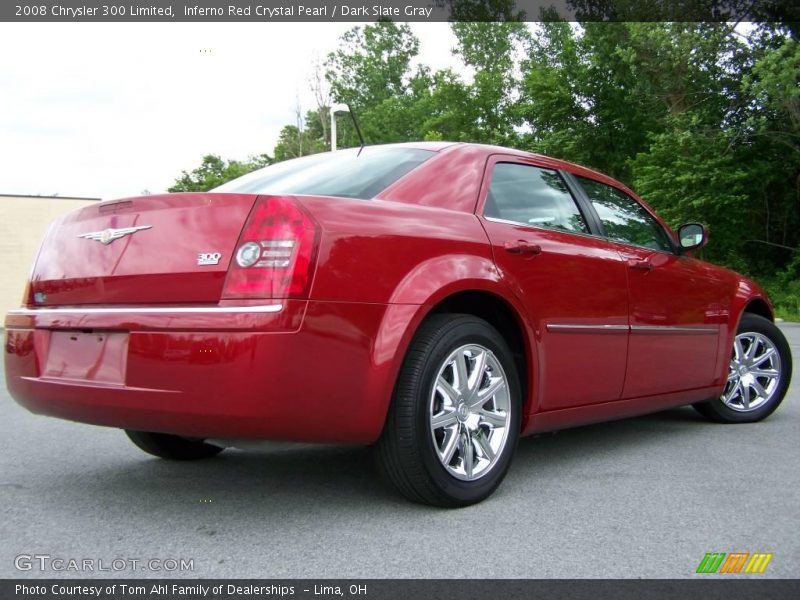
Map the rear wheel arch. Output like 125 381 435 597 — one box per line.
384 287 535 430
409 289 533 431
369 284 536 444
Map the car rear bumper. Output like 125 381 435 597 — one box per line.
4 300 415 444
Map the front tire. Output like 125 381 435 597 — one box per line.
125 430 224 460
376 313 522 507
693 313 792 423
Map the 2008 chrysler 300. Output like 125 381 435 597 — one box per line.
4 142 792 506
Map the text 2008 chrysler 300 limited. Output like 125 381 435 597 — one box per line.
4 142 792 506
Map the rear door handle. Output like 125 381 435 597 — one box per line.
627 259 653 272
504 240 542 255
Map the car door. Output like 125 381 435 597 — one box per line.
573 175 723 398
478 157 630 410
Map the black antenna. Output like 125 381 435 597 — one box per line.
346 103 366 156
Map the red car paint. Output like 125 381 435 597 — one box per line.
4 142 772 443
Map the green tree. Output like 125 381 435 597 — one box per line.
630 113 751 264
168 154 272 192
739 32 800 269
451 21 530 145
517 21 595 166
324 21 428 148
513 21 800 276
326 21 420 109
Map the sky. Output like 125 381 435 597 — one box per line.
0 22 462 199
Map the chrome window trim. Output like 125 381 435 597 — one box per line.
483 216 609 244
607 240 680 257
484 215 681 257
8 305 283 316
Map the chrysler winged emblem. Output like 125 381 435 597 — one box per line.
77 225 152 245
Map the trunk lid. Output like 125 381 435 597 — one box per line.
29 193 257 306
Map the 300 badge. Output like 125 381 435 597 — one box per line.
197 252 222 266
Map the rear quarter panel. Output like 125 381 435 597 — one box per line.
300 195 498 305
297 195 530 436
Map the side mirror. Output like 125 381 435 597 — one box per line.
678 223 708 251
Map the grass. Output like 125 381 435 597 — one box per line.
759 278 800 322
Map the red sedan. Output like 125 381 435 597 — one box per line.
4 142 792 506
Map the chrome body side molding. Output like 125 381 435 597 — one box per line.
547 323 718 335
8 305 283 316
546 324 629 334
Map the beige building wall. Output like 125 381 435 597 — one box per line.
0 194 100 318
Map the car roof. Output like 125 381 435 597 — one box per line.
375 141 615 182
370 141 459 152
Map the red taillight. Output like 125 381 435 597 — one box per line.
222 196 319 300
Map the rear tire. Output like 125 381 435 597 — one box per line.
693 313 791 423
125 430 224 460
376 313 522 507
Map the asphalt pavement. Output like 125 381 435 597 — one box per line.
1 324 798 579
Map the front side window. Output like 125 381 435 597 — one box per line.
484 163 588 234
578 177 674 252
213 147 434 200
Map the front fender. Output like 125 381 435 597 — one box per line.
712 277 774 392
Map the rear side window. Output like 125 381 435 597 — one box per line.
578 177 674 252
484 163 588 234
212 147 434 200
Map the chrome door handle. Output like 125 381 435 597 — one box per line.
627 259 653 271
504 240 542 255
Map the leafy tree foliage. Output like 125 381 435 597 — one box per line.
168 154 271 192
451 21 530 144
326 20 420 109
513 21 799 277
272 105 334 161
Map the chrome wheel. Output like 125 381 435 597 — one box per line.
721 332 782 412
429 344 511 481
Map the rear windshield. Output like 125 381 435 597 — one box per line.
212 147 435 199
